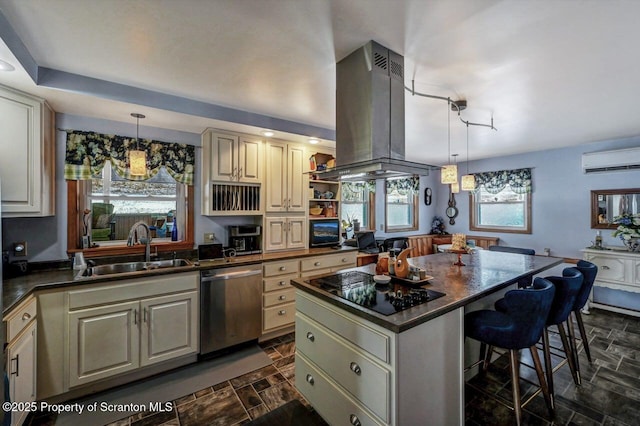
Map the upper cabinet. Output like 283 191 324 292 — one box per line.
201 129 264 215
0 85 55 217
265 141 306 213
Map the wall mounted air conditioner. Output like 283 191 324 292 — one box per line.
582 147 640 173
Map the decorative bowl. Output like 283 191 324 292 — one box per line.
309 207 323 215
373 274 391 284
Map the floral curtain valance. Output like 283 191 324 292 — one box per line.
386 175 419 195
342 180 376 201
473 167 532 194
64 130 196 185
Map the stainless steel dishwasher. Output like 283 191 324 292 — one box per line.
200 264 262 356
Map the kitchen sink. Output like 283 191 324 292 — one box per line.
79 259 193 278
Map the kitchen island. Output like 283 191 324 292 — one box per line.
291 250 562 425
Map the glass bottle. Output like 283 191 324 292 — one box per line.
171 216 178 241
595 230 602 248
388 250 395 276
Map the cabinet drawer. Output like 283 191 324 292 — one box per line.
263 302 295 330
296 353 384 426
263 259 300 277
585 254 629 283
301 252 357 272
296 291 391 363
263 274 297 292
6 297 37 342
296 313 390 422
263 288 296 308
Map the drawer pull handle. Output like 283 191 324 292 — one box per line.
349 414 361 426
349 362 361 375
306 332 315 342
314 261 321 266
278 310 287 316
602 265 610 270
10 354 19 376
306 374 315 385
279 266 286 271
342 258 348 262
278 295 287 301
279 281 287 286
21 312 31 321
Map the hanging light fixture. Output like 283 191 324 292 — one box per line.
129 113 146 176
441 100 458 184
450 154 460 193
461 123 476 191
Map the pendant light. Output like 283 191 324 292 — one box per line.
461 123 476 191
450 154 460 193
129 113 146 176
441 100 458 184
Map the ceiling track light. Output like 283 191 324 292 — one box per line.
441 102 458 185
407 80 498 131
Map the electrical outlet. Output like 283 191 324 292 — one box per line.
204 232 215 242
543 248 551 256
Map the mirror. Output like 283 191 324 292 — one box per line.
591 188 640 229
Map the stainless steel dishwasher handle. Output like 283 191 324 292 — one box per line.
202 269 262 280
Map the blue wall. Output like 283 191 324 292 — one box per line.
3 112 640 267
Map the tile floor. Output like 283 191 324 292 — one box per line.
26 308 640 425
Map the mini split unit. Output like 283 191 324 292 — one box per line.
582 146 640 173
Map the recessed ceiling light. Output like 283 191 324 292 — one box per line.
308 138 320 144
0 59 15 72
261 130 274 137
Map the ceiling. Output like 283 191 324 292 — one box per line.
1 0 640 165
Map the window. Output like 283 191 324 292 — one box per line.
470 168 532 234
88 162 183 243
64 129 195 254
341 181 375 230
385 176 418 232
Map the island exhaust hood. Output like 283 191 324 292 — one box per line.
317 41 437 181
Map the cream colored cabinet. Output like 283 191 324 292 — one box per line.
65 273 199 388
265 141 306 213
4 297 38 426
295 290 464 425
262 259 300 333
0 84 55 217
204 131 262 183
583 248 640 316
300 251 357 277
201 129 263 215
264 216 306 251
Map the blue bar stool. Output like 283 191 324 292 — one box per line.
573 260 598 363
465 277 555 425
541 268 584 408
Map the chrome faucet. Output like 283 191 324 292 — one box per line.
127 221 152 262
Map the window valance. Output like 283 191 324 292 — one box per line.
342 181 376 201
64 130 196 185
473 168 532 194
386 175 419 195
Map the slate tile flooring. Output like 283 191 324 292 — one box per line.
26 308 640 425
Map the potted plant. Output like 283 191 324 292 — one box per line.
612 213 640 252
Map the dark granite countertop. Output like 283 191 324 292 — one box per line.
3 246 357 316
291 250 563 333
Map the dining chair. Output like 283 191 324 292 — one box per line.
465 277 556 425
488 245 536 287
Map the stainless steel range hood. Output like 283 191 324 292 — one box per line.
317 41 436 181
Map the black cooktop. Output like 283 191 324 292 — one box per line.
305 271 445 316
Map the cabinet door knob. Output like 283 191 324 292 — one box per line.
306 332 315 342
279 266 286 271
342 258 348 262
278 295 287 301
349 362 361 375
602 265 610 270
278 281 287 286
306 374 315 385
349 414 361 426
314 261 321 267
21 312 31 321
278 310 287 316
